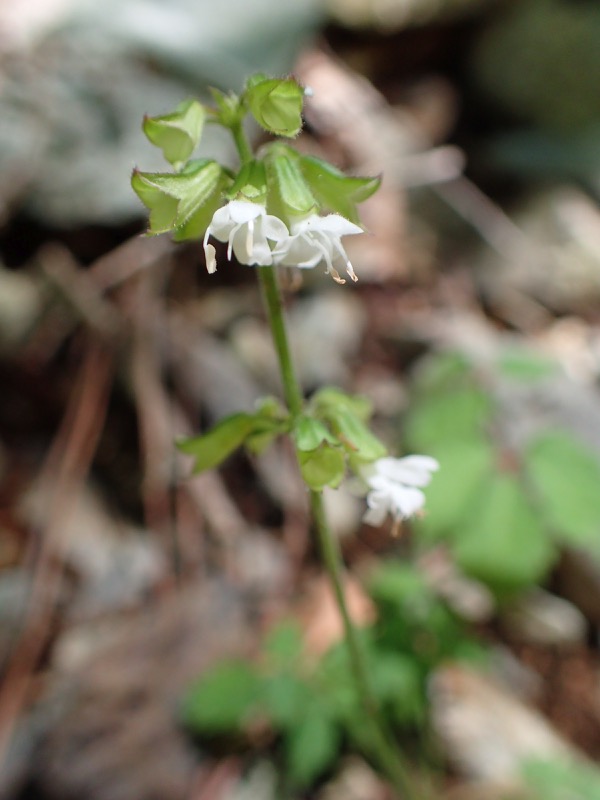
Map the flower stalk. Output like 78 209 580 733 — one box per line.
257 263 419 800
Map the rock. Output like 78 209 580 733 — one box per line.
501 588 587 647
317 757 387 800
430 664 580 784
33 579 256 800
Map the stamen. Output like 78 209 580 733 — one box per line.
346 260 358 282
205 244 217 274
246 218 255 256
329 266 346 285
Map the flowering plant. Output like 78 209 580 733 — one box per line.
132 74 438 799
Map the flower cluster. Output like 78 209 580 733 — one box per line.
361 455 439 527
203 200 363 283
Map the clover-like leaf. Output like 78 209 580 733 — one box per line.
525 430 600 549
142 99 206 169
245 77 304 137
454 473 555 593
182 660 263 733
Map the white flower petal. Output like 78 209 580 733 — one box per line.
228 200 265 224
260 215 290 242
316 214 363 236
361 454 439 527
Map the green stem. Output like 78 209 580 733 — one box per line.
257 266 303 419
230 122 253 166
257 264 419 800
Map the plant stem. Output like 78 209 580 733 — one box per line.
230 122 253 166
257 264 419 800
256 266 303 420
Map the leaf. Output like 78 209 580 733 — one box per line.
416 439 496 542
285 710 340 788
263 621 304 667
262 673 312 729
404 386 493 451
298 443 346 490
525 430 600 549
497 346 556 381
178 413 259 472
521 757 600 800
182 661 262 733
142 99 206 169
245 77 304 137
454 473 555 592
369 652 423 725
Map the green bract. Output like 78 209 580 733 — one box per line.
209 86 246 129
131 159 227 238
264 146 318 222
300 155 381 224
245 76 304 137
225 159 268 205
142 99 206 169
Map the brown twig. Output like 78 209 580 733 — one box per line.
0 337 114 769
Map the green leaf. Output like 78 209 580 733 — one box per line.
178 412 259 472
522 757 600 800
405 386 493 450
369 652 423 725
293 415 336 452
300 155 380 224
182 660 262 733
416 439 495 542
525 430 600 549
497 346 556 381
262 673 313 729
411 351 474 397
142 99 206 169
454 473 555 592
245 77 304 137
285 710 340 788
298 443 346 490
263 621 304 667
131 159 225 236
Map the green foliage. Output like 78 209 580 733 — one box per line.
183 660 263 732
182 563 476 790
406 349 600 594
525 431 600 552
521 757 600 800
178 399 289 472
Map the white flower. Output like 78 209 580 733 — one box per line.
271 213 363 284
203 200 289 273
362 455 439 527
